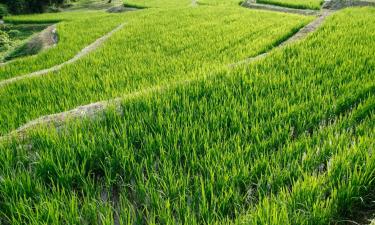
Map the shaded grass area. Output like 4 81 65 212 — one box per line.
0 24 48 61
0 7 311 135
0 11 131 80
66 0 124 11
0 7 374 225
257 0 323 9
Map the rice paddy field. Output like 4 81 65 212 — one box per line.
0 0 374 224
257 0 323 9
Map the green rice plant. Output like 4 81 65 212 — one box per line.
0 6 311 135
0 11 131 80
197 0 244 6
124 0 191 8
0 7 374 225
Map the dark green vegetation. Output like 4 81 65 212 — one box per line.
0 0 69 14
0 6 374 225
0 23 48 61
1 11 127 79
0 7 311 135
124 0 191 8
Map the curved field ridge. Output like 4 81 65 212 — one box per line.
0 11 330 141
0 7 374 225
0 23 126 88
242 1 320 15
0 8 311 136
0 23 126 87
230 9 331 67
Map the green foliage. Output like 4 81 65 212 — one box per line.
0 24 48 61
0 7 310 135
0 3 7 18
0 3 374 225
0 0 68 14
0 30 11 50
0 11 128 78
197 0 244 6
124 0 191 8
257 0 323 10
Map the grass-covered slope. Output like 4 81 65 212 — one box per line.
197 0 243 6
0 7 374 225
124 0 191 8
0 12 128 80
257 0 323 9
0 24 48 61
0 7 310 135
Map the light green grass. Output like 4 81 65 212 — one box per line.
0 11 130 80
258 0 323 9
0 6 310 135
124 0 191 8
197 0 243 6
0 7 374 225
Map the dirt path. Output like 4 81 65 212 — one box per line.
0 12 333 142
0 23 126 88
241 1 320 15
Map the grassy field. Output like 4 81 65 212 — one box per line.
197 0 243 6
0 12 128 80
257 0 323 9
0 7 311 136
0 24 48 61
124 0 191 8
0 6 374 225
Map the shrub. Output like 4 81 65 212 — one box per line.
7 30 21 37
0 0 68 14
0 30 11 50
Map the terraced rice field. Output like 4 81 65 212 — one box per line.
1 12 128 80
0 7 311 136
257 0 323 9
0 0 374 224
124 0 191 8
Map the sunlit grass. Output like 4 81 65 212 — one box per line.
0 7 374 225
257 0 323 9
0 11 131 80
0 6 311 135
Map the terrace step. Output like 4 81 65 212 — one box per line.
323 0 375 9
241 2 320 15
